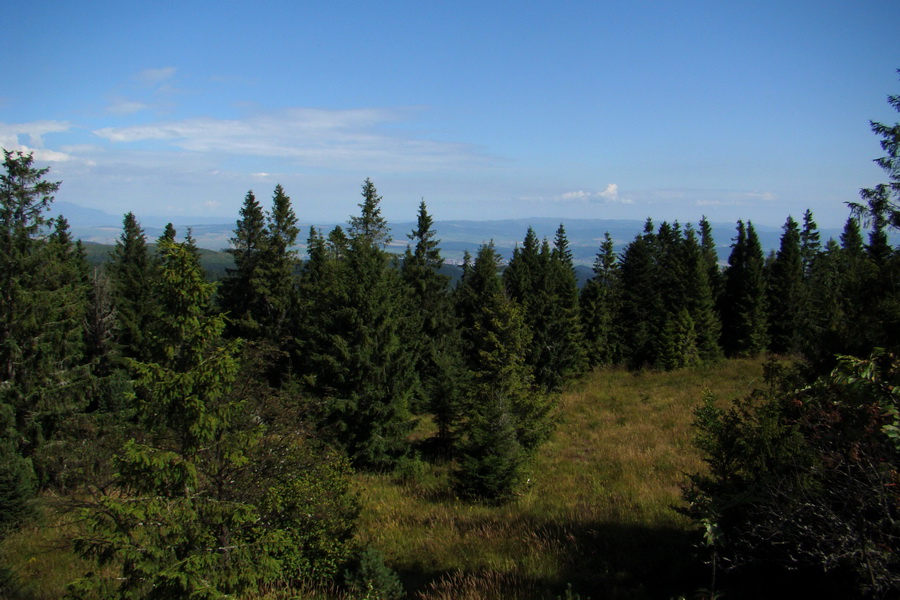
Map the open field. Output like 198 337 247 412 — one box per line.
357 358 767 599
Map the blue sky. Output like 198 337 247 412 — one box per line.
3 1 899 227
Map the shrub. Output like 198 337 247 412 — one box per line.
683 353 900 597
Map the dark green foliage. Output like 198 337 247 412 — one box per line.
720 221 768 357
548 224 588 382
220 185 300 350
683 354 900 597
658 309 701 371
592 215 721 370
616 225 662 368
0 439 35 533
455 243 552 501
219 190 269 339
454 391 525 503
259 184 301 344
850 71 900 231
699 216 724 304
107 212 156 361
301 180 415 469
504 225 585 390
344 547 405 600
799 209 821 278
766 216 805 354
159 222 176 244
0 152 96 489
580 232 620 367
401 200 465 440
681 225 722 363
349 178 391 247
71 239 359 598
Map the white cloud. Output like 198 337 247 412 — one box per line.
558 190 592 201
136 67 177 86
0 121 74 161
599 183 620 201
554 184 632 205
92 107 486 172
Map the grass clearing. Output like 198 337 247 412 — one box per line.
360 357 767 599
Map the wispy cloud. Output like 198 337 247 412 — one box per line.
106 97 150 116
136 67 177 86
693 190 777 206
92 107 488 172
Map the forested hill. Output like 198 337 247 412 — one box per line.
50 200 879 265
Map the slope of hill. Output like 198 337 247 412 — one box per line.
0 358 767 600
51 201 868 267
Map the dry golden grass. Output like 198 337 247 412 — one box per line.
0 497 96 600
359 357 767 599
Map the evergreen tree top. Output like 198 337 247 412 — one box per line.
349 178 391 247
269 184 300 252
406 199 442 269
552 223 574 268
0 150 60 237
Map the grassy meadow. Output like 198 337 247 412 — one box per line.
1 358 767 600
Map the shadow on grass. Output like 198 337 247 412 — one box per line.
393 516 860 600
393 518 704 600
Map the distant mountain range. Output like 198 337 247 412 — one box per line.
49 201 875 267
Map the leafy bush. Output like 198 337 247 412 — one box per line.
683 354 900 597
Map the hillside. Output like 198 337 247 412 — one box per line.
0 358 768 600
48 201 878 266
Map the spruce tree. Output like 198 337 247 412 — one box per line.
617 226 662 368
0 151 61 402
455 243 551 501
699 216 724 305
401 200 465 441
800 209 821 279
349 178 391 247
107 212 156 360
0 152 92 481
259 184 300 344
580 232 620 367
504 225 584 391
767 216 804 354
658 308 701 370
720 221 769 356
303 181 415 468
681 224 722 363
548 224 587 382
850 73 900 230
73 238 359 598
220 191 269 339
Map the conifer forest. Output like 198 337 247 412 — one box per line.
1 86 899 600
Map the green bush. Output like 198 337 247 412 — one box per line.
683 353 900 597
343 547 404 600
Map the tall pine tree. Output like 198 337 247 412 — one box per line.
720 221 768 356
580 232 620 367
766 216 804 354
303 180 415 468
401 200 465 441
